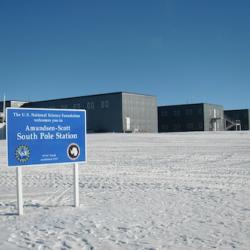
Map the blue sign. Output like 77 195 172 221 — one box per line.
7 108 86 167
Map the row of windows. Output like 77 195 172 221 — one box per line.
160 108 202 117
161 108 225 118
225 113 248 119
60 100 110 110
161 122 203 130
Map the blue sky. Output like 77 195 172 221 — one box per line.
0 0 249 109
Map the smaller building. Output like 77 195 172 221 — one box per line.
158 103 224 132
224 109 250 130
0 100 26 139
0 100 26 123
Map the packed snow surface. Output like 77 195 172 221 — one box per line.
0 132 250 250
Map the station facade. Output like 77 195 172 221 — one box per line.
158 103 224 132
1 93 250 135
22 92 158 133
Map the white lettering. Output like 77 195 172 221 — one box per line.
57 125 71 131
56 132 77 139
40 132 54 140
17 132 38 140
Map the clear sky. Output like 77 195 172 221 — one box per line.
0 0 249 109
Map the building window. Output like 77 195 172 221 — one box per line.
161 110 168 117
101 101 104 109
174 123 181 130
87 101 95 110
61 104 68 109
101 100 109 109
105 100 109 108
73 103 81 109
187 123 194 129
185 109 193 116
173 110 180 117
161 124 168 130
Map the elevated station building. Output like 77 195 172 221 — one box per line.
158 103 224 132
23 92 158 133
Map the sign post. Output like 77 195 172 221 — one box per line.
73 163 79 207
16 167 23 215
6 108 86 215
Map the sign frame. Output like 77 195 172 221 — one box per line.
6 107 87 167
6 107 87 214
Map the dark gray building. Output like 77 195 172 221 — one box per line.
158 103 224 132
224 109 250 130
23 92 158 133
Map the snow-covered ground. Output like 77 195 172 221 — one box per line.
0 132 250 250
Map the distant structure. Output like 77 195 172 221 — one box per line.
224 109 250 130
0 100 26 123
1 94 249 134
23 92 158 133
158 103 224 132
0 100 26 139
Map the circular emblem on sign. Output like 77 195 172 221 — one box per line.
15 145 30 163
67 143 80 160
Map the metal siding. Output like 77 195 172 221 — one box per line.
23 94 123 132
203 104 224 131
122 93 158 132
224 109 250 130
83 93 123 132
249 110 250 130
158 104 204 132
203 104 210 131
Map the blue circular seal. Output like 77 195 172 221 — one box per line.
15 145 30 163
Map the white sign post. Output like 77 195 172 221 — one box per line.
16 167 23 215
73 163 79 207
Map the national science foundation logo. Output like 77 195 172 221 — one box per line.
15 145 30 163
67 143 80 160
